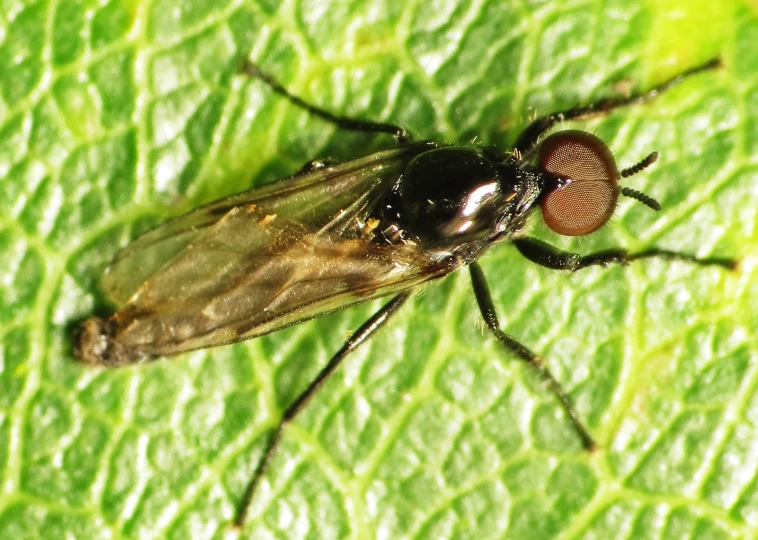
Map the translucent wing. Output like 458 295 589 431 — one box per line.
105 144 429 304
104 142 455 357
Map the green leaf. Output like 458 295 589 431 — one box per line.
1 0 757 538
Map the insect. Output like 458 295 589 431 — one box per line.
74 58 734 529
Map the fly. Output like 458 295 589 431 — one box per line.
73 57 735 530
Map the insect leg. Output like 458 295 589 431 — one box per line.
468 262 596 451
240 60 411 143
514 58 721 153
233 292 411 530
512 237 737 272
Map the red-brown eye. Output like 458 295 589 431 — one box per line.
538 130 619 236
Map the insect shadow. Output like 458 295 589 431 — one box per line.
73 57 735 530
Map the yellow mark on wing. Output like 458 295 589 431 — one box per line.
362 218 380 236
259 214 277 227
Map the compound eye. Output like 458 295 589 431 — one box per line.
539 130 620 236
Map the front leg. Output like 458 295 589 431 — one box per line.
512 237 737 272
513 58 721 153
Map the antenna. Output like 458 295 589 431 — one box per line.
621 187 661 211
618 151 661 210
621 152 658 178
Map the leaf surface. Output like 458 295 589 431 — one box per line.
1 0 757 538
